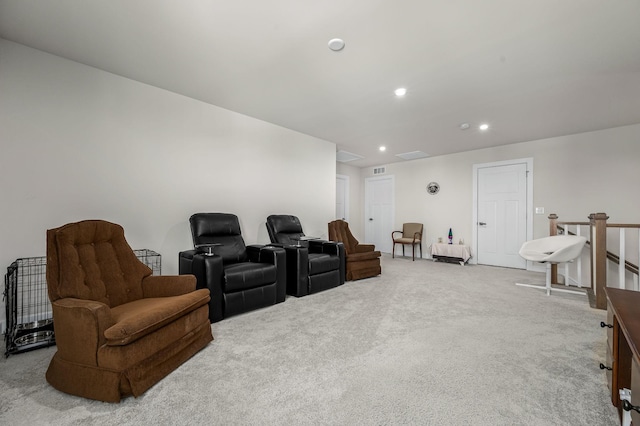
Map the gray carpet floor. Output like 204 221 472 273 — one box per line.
0 254 619 425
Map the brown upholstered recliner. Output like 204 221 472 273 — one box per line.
45 220 213 402
328 220 381 281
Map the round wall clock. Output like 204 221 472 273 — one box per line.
426 182 440 195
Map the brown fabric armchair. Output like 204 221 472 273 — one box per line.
328 220 381 281
45 220 213 402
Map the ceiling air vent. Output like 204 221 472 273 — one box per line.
396 151 430 161
373 167 386 175
336 150 364 163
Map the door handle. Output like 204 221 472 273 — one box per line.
369 218 374 221
478 222 487 226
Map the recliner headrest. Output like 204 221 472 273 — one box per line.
190 213 241 238
267 215 303 234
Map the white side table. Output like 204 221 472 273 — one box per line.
430 243 471 266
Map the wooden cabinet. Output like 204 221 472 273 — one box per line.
632 358 640 424
605 288 640 423
605 302 614 392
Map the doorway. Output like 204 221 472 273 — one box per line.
365 175 394 253
336 174 349 221
473 159 532 268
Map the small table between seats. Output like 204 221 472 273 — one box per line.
430 243 471 266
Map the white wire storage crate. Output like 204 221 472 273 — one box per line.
133 249 162 276
4 250 161 356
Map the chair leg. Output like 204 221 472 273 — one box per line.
392 242 395 258
516 262 586 296
412 244 415 261
545 262 552 296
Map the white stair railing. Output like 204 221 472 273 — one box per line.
558 223 586 288
608 225 640 291
549 213 640 310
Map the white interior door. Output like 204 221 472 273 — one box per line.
474 160 531 268
365 175 394 253
336 175 349 221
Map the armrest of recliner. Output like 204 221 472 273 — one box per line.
354 243 376 253
348 250 381 261
308 240 341 256
179 250 224 323
308 240 346 282
278 244 310 297
325 241 346 284
51 298 114 366
141 274 197 298
265 242 286 250
247 244 285 264
247 245 287 302
308 239 327 253
104 289 210 346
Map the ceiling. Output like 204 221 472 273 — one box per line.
2 1 640 168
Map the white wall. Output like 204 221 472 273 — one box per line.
0 39 337 329
361 124 640 258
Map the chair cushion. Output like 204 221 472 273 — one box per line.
328 220 361 255
49 220 151 307
224 262 277 292
394 237 419 244
191 213 242 238
308 253 340 275
519 235 587 264
105 288 210 346
268 215 303 234
402 223 423 237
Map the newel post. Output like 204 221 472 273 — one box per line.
549 214 558 236
590 213 609 310
548 214 559 283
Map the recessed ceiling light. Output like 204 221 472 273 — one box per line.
394 88 407 97
328 38 345 51
379 146 386 152
479 123 490 131
460 123 470 130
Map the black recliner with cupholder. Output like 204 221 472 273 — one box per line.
266 214 345 297
179 213 286 323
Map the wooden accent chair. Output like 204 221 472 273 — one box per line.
392 223 423 261
46 220 213 402
328 220 381 281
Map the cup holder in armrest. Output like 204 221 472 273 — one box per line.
195 243 222 256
